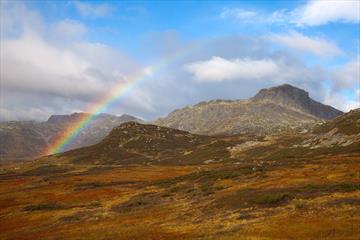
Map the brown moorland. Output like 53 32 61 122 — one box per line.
0 109 359 240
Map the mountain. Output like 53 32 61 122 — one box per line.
0 84 345 163
0 121 48 163
251 84 343 119
155 84 343 135
0 113 141 162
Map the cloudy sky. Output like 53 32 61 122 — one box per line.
0 0 359 121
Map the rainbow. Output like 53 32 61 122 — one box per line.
43 45 197 156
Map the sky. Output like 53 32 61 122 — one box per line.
0 0 359 121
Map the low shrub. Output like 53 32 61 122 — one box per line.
251 192 294 205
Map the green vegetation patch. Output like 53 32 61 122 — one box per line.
251 192 294 205
23 164 70 176
301 183 360 195
215 182 360 210
23 203 64 212
23 201 102 212
215 188 295 210
154 166 261 188
111 192 165 213
327 197 360 206
74 181 144 191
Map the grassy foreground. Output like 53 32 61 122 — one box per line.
0 152 359 239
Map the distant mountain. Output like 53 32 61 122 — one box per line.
0 113 141 162
155 84 343 135
252 84 343 120
47 113 142 150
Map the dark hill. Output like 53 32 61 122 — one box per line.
56 122 233 165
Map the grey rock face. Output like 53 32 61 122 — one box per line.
252 84 343 119
155 84 343 136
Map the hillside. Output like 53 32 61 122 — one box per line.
0 113 141 162
294 108 360 149
313 108 360 135
50 122 235 165
0 108 359 240
155 84 343 135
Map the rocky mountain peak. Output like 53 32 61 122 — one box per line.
251 84 343 120
252 84 310 103
47 112 89 124
47 114 70 124
46 113 140 124
118 114 142 122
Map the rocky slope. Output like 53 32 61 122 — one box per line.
0 113 141 162
251 84 342 120
294 108 360 149
155 84 343 135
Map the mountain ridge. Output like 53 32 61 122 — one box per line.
155 84 343 135
0 113 141 162
251 84 343 119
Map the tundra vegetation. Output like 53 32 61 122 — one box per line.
0 110 359 240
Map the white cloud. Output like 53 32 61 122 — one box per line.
323 92 359 112
0 107 51 122
70 42 139 75
184 54 358 112
0 33 114 98
220 7 257 21
74 2 113 18
267 9 291 24
1 1 358 122
0 2 154 121
220 1 360 27
294 0 360 26
52 19 87 40
0 1 43 36
185 56 280 82
270 31 342 57
331 56 360 89
0 30 147 99
321 56 360 112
